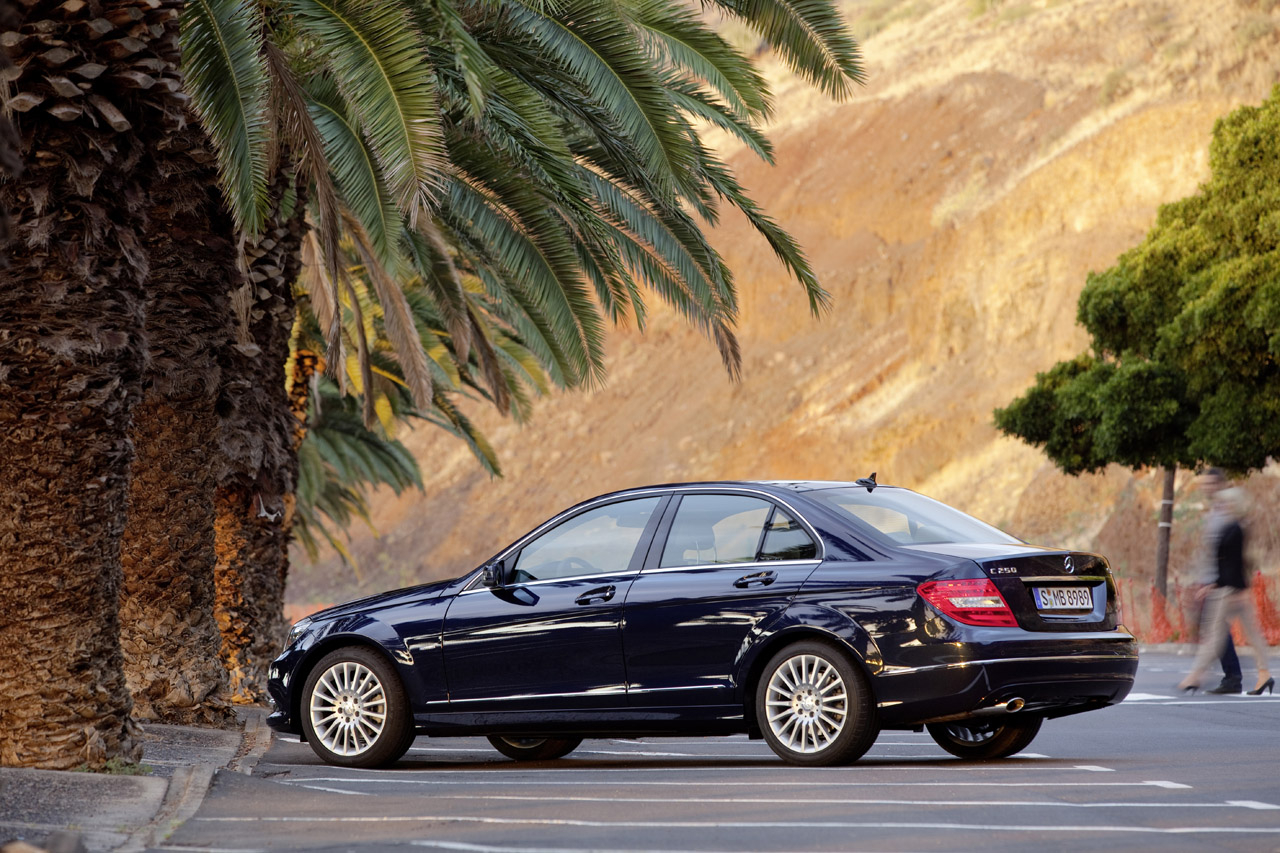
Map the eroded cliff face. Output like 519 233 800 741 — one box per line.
291 0 1280 635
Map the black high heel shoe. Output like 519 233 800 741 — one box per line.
1247 677 1275 696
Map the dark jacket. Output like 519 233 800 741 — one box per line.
1215 521 1248 590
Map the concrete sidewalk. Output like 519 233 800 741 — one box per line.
0 708 273 853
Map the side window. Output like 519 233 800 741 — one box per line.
512 497 661 582
660 495 773 568
758 509 817 561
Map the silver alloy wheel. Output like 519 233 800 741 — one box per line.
764 653 849 754
309 660 388 757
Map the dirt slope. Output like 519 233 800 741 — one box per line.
290 0 1280 637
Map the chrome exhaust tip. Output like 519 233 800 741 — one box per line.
1005 697 1025 713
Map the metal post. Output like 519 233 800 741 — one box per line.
1154 466 1176 599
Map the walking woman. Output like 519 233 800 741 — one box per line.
1178 487 1273 695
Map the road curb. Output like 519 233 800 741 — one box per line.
112 709 272 853
118 764 215 853
227 708 273 775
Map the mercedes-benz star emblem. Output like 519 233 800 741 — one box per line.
1064 555 1075 574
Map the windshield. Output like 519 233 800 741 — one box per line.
807 487 1020 547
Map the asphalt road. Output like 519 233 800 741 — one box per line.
155 651 1280 853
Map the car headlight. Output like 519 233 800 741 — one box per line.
285 617 312 649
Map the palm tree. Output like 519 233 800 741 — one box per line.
0 0 190 768
176 0 864 705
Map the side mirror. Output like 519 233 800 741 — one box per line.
480 559 505 589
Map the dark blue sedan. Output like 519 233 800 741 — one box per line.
267 479 1137 767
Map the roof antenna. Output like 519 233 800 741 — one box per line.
855 472 877 492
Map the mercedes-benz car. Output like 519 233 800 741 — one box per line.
267 478 1137 768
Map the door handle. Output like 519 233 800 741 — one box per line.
734 570 777 588
575 585 616 605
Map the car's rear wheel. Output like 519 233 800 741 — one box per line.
486 736 582 761
301 647 415 768
756 640 878 766
926 717 1043 760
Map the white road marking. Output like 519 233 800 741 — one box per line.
269 786 1263 810
579 750 764 758
1074 766 1114 772
413 844 819 853
1116 698 1280 705
279 776 1191 790
1228 801 1280 810
155 848 267 853
192 815 1280 834
287 783 371 796
315 764 1098 776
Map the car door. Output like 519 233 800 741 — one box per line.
622 492 822 708
441 495 666 711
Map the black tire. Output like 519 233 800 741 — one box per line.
926 717 1043 760
301 646 415 768
755 640 878 767
486 735 583 761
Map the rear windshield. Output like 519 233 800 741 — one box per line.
806 487 1020 546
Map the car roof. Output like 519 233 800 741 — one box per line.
584 479 900 501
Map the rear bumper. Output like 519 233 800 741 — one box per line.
873 641 1138 726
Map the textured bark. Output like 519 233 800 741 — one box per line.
214 483 292 702
118 126 239 726
122 396 237 725
214 167 306 703
0 0 185 769
0 3 21 264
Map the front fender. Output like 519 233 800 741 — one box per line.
280 605 446 732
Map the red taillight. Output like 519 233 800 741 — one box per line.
918 578 1018 627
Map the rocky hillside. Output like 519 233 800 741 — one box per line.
290 0 1280 638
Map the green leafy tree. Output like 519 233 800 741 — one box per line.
996 86 1280 596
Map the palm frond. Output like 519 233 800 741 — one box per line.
700 150 830 315
446 174 606 385
266 41 345 305
180 0 272 236
711 0 864 99
503 0 693 194
286 0 445 224
343 213 437 410
626 0 771 121
402 223 473 358
307 74 404 270
299 231 346 391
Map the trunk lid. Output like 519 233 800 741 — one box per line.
970 549 1119 631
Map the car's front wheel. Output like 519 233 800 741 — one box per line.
486 736 583 761
301 646 415 768
756 640 878 766
926 717 1043 760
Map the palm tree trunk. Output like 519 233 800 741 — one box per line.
0 0 185 769
118 126 239 726
0 3 21 264
214 483 293 701
214 166 307 703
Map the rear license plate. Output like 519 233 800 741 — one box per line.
1033 586 1092 610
